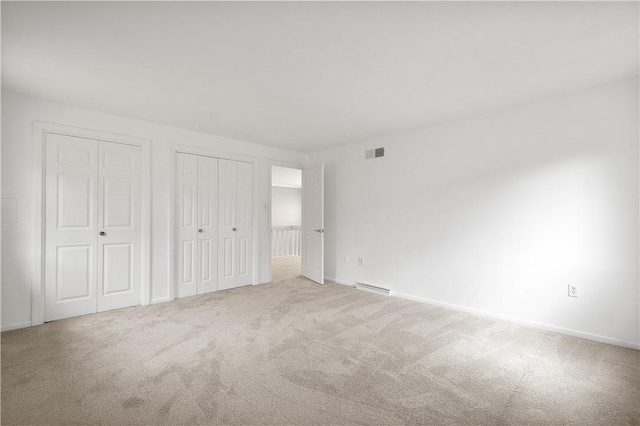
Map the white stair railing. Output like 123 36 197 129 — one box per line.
272 226 301 257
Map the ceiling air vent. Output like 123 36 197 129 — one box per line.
365 147 385 160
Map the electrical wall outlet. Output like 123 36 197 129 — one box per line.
358 257 364 266
568 284 579 298
344 255 350 263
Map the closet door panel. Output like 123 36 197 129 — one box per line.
175 153 198 298
218 159 237 290
97 141 142 312
236 161 253 287
197 156 218 294
45 133 99 321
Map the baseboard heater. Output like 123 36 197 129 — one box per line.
355 282 391 296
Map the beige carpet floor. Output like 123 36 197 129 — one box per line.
271 256 302 282
2 278 639 425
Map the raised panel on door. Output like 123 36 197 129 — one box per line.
175 153 198 298
97 141 142 312
45 133 98 321
302 163 324 284
197 156 218 294
236 161 253 287
218 159 237 290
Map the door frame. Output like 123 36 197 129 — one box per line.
32 121 152 326
267 159 304 284
168 143 259 302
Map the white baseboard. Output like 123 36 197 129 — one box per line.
391 291 640 350
1 321 32 332
150 297 170 305
325 277 356 287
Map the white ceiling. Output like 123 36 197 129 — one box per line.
272 166 302 189
2 2 638 153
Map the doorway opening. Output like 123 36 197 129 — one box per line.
271 165 302 282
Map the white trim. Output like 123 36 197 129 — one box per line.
267 160 304 283
272 183 302 189
325 274 639 349
325 277 356 287
31 121 152 326
168 148 176 302
32 125 45 326
168 143 261 301
0 87 2 338
391 290 640 350
150 297 171 305
1 322 33 332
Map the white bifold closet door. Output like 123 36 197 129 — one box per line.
218 159 253 290
175 154 218 297
45 133 142 322
175 154 252 297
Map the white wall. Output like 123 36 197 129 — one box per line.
3 78 638 347
310 77 640 348
1 91 307 330
271 186 302 227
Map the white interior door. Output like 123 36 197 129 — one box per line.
196 155 218 294
45 134 142 321
97 141 142 312
175 153 198 298
218 159 237 290
45 133 99 321
302 163 324 284
236 161 253 287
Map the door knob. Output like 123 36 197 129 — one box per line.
99 231 106 236
233 228 237 231
198 229 203 233
314 229 324 233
